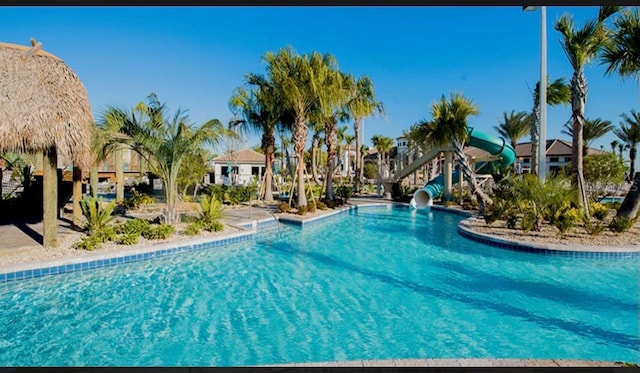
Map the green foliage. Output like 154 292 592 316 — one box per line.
505 209 519 229
115 233 140 245
201 220 224 232
142 224 174 240
552 204 581 235
336 185 354 201
583 219 606 236
316 201 328 210
296 205 309 215
363 161 378 180
203 184 257 205
278 202 292 213
115 218 151 236
121 190 155 210
484 198 511 225
74 235 101 251
184 221 202 236
94 226 116 243
177 151 209 197
80 196 116 234
197 194 224 225
521 206 537 233
589 202 609 221
609 216 637 233
583 153 627 200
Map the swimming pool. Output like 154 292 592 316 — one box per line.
0 205 638 366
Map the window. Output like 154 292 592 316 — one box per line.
221 166 238 177
208 172 215 184
550 157 559 163
251 166 261 177
565 157 571 162
523 157 530 163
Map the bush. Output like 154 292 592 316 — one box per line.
316 201 328 210
94 226 116 243
583 219 606 236
197 194 224 226
336 185 354 202
552 207 580 235
142 224 175 240
202 221 224 232
115 233 139 245
484 198 510 225
505 209 519 229
589 202 609 221
74 235 101 251
122 190 155 210
609 216 637 233
80 196 116 234
116 218 151 236
184 221 202 236
308 202 317 213
296 205 309 215
521 210 536 233
278 202 292 213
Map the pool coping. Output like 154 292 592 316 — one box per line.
267 358 624 367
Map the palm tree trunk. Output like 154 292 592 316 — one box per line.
570 70 590 216
616 171 640 219
115 145 124 203
354 119 362 193
325 120 337 201
629 146 636 180
90 164 99 198
72 166 83 227
163 177 178 224
453 141 492 212
293 117 308 207
530 102 540 176
310 136 322 185
263 130 275 203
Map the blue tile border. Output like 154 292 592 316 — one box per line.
0 231 256 284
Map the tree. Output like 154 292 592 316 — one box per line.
610 139 620 155
176 150 209 200
582 152 627 200
614 110 640 180
529 78 571 176
555 6 620 216
262 47 319 208
561 117 614 156
229 73 282 203
600 7 640 219
343 75 384 194
493 110 530 172
371 134 394 175
413 92 492 210
102 93 231 224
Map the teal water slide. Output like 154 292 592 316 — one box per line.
412 127 516 209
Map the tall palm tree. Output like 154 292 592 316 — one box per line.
614 110 640 180
262 47 319 208
308 120 324 186
371 134 395 176
601 7 640 219
413 93 492 209
529 78 571 176
561 117 614 156
102 93 231 224
229 73 283 203
610 139 620 155
343 75 384 194
555 6 620 215
493 110 530 172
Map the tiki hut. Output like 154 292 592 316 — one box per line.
0 39 93 247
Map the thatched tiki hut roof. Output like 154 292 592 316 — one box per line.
0 40 94 247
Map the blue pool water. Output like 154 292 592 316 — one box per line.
0 206 638 366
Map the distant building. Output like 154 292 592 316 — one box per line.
207 148 274 186
514 139 603 175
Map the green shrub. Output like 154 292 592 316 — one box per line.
552 207 580 235
184 221 202 236
583 219 606 236
296 205 309 215
278 202 292 213
115 233 139 245
197 194 224 227
308 202 317 213
94 226 116 243
74 235 101 251
80 196 116 234
609 216 637 233
122 190 155 210
521 210 536 233
505 209 519 229
116 218 151 236
589 202 609 221
316 201 328 210
484 198 510 225
336 185 354 202
202 221 224 232
143 224 175 240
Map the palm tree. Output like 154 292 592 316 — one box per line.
529 78 571 176
229 73 283 203
371 134 394 177
343 75 384 194
262 47 319 208
413 92 492 210
493 110 530 172
555 6 620 215
614 110 640 180
601 7 640 219
102 93 231 224
308 120 324 186
610 139 620 155
561 117 614 156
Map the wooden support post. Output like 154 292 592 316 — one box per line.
115 145 124 202
90 164 98 198
443 151 453 201
43 147 58 248
72 165 83 227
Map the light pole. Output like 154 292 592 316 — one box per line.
524 5 547 180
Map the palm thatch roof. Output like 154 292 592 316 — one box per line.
0 40 93 168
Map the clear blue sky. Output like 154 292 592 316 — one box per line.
2 6 637 153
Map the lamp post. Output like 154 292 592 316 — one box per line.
523 5 547 180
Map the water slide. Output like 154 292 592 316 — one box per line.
412 127 516 209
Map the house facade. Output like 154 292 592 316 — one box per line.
206 148 272 186
514 139 603 175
